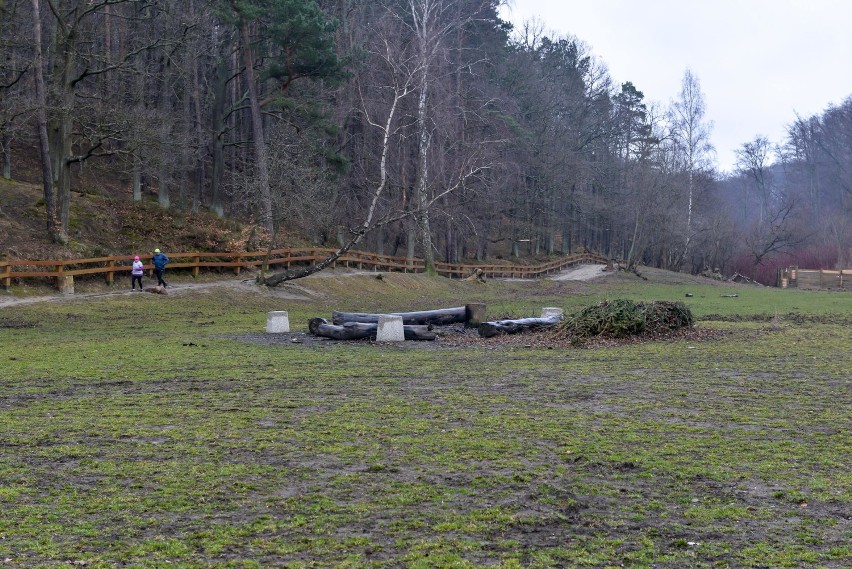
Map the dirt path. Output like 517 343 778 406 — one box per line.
0 278 314 308
0 263 611 308
498 263 613 282
549 263 612 281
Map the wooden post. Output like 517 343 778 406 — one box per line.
234 254 241 276
0 261 10 288
55 261 73 294
105 258 115 285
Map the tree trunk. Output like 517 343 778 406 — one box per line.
209 40 229 218
413 4 434 273
407 226 416 269
31 0 63 242
332 306 469 326
309 318 436 341
415 83 434 273
132 156 142 201
1 134 10 179
375 225 385 256
237 13 273 235
49 18 75 235
190 0 205 213
157 61 172 209
478 314 563 338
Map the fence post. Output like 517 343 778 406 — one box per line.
193 255 200 278
55 262 74 294
0 261 9 288
105 258 115 285
234 254 241 276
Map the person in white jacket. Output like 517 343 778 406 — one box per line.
131 255 144 291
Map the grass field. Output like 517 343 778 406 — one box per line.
1 269 850 568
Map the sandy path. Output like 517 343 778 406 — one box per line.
498 263 612 282
0 263 612 307
0 279 313 308
549 263 612 281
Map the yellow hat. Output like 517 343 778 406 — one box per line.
154 248 160 253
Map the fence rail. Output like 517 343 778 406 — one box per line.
0 249 611 291
777 266 852 290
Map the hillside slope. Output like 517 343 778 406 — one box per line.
0 178 252 261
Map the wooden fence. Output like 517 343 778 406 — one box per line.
777 266 852 290
0 248 611 291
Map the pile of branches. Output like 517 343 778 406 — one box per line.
552 299 694 341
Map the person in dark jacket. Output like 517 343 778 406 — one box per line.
152 248 170 287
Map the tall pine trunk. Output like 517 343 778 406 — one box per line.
237 15 274 235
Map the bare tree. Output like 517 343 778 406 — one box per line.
33 0 175 238
668 69 714 268
742 198 801 276
736 135 776 227
0 0 33 180
263 1 497 285
30 0 61 240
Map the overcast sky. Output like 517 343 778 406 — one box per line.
498 0 852 173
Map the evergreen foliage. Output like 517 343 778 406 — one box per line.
554 299 694 340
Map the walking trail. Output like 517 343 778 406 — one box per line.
0 264 612 308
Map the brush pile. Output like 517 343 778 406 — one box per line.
552 299 694 341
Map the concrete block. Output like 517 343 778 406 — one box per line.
465 303 487 328
266 310 290 333
376 314 404 342
541 307 563 318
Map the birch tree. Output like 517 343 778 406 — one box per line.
669 69 714 268
263 19 418 285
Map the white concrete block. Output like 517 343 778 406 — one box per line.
376 314 405 342
266 310 290 333
541 307 563 318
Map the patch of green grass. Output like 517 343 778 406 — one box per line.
0 272 849 567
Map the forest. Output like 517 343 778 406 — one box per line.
1 0 849 284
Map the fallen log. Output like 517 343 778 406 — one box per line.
332 306 468 326
478 314 563 338
309 317 437 341
464 268 486 283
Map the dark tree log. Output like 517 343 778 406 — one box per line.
309 318 436 341
478 314 563 338
332 306 469 326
